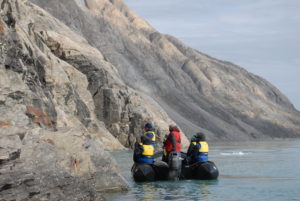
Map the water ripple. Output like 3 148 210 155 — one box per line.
220 151 251 156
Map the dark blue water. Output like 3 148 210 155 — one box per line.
104 140 300 201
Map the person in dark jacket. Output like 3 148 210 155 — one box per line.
162 124 181 162
186 132 209 164
144 122 156 150
133 136 154 164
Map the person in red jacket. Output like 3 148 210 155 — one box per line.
162 124 181 162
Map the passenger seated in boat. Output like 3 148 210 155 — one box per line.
162 124 181 163
186 132 209 164
133 136 154 164
144 122 157 150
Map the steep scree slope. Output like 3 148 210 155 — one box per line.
29 0 300 141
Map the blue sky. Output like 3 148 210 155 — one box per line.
124 0 300 110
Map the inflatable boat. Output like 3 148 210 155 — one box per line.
181 161 219 180
131 152 219 182
131 160 169 182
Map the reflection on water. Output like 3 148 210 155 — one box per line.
105 140 300 201
125 180 218 201
199 183 211 199
141 184 155 200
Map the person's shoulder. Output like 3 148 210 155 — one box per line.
145 129 155 133
145 132 154 136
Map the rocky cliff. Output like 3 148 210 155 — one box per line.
29 0 300 141
0 0 189 199
0 0 130 200
1 0 300 200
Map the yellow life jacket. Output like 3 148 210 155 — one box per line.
139 143 154 156
144 131 156 142
192 141 209 153
199 141 209 153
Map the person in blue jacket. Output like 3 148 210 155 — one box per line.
133 136 154 164
144 122 156 150
186 132 209 164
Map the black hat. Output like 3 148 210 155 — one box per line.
196 132 206 141
145 122 153 129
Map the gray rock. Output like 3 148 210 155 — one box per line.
0 0 189 200
0 128 121 200
28 0 300 141
1 0 128 200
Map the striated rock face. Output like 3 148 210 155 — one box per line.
0 128 125 200
29 0 300 141
0 0 188 199
0 0 128 200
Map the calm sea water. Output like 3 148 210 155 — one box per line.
104 140 300 201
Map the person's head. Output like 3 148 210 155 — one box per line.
196 132 206 141
144 122 153 131
169 124 179 132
